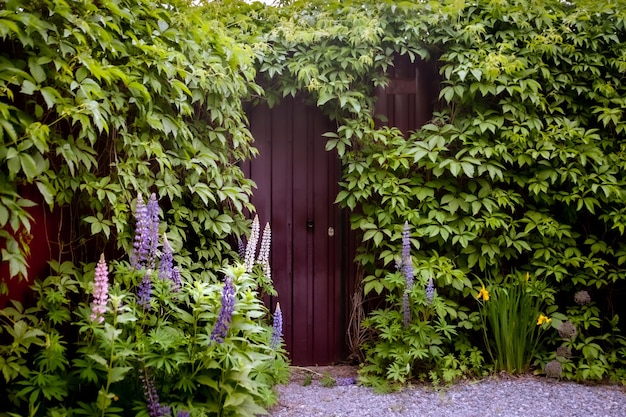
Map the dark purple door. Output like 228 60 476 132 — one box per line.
245 96 343 365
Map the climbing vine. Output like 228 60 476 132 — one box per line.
0 0 258 288
247 0 626 384
2 0 626 391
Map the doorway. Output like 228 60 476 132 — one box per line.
244 96 343 365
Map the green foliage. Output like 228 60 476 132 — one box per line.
0 196 288 417
357 226 484 390
4 0 626 392
479 273 553 373
0 0 258 287
248 0 626 384
537 293 626 384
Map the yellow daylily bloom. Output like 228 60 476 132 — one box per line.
477 285 489 301
537 313 551 326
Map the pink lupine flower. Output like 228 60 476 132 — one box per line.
91 253 109 323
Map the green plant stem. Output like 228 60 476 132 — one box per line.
101 308 119 417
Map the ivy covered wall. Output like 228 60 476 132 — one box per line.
0 0 258 291
2 0 626 388
232 0 626 383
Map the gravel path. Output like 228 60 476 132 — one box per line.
266 368 626 417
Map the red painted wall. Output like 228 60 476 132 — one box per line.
0 185 62 309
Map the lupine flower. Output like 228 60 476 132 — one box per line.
176 411 190 417
537 313 551 326
402 292 411 327
574 290 591 305
257 222 272 280
237 238 246 259
244 216 260 272
146 193 160 269
558 321 577 340
401 221 414 289
170 266 181 293
270 302 283 350
139 366 171 417
158 233 173 281
90 253 109 323
544 360 562 378
130 193 160 270
477 285 489 301
425 277 435 304
131 194 150 270
210 276 236 343
138 272 152 310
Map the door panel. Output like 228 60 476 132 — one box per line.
245 96 342 365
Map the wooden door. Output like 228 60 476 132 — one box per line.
244 96 343 366
374 54 439 133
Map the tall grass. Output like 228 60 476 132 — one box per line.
480 275 548 373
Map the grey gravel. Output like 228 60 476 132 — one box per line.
267 376 626 417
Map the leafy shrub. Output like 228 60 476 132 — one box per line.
0 195 288 417
478 273 553 373
358 223 485 390
0 0 258 287
537 292 626 383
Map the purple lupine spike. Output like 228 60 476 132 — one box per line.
426 277 435 304
257 222 272 280
139 367 171 417
237 238 246 259
402 292 411 327
146 193 160 270
138 272 152 310
170 266 181 293
131 194 150 270
159 233 173 281
210 276 236 343
244 216 260 272
401 221 414 290
90 253 109 323
270 302 283 350
176 411 190 417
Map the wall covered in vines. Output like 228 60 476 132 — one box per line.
2 0 626 395
0 0 258 289
235 0 626 385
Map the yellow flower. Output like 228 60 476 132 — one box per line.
526 272 530 282
477 285 489 301
537 313 551 326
